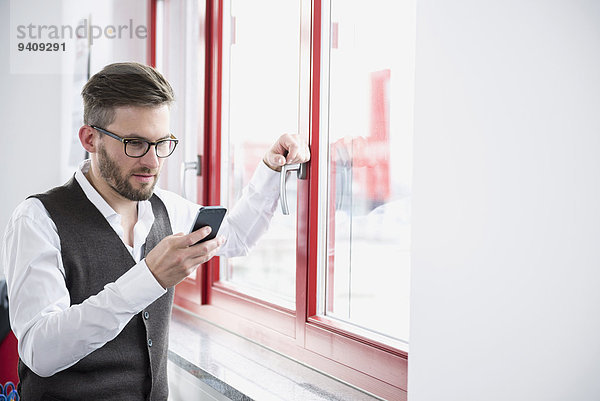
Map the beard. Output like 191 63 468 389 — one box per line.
97 145 159 201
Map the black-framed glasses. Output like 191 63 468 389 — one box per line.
90 125 179 158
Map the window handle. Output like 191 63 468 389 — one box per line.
280 162 307 215
334 145 352 211
180 155 202 199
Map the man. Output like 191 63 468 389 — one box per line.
1 62 309 400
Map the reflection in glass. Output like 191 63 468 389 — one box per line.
322 0 416 343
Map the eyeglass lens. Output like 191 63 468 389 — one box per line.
125 139 176 158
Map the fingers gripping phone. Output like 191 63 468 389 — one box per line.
189 206 227 245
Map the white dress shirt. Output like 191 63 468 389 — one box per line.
1 159 280 377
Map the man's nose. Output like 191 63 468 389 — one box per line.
139 146 160 169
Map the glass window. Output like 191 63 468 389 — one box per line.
170 0 411 396
318 0 415 343
219 0 301 309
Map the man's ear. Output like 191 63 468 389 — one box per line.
79 125 97 154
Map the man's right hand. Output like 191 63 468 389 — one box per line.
145 227 225 289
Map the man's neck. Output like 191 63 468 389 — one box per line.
84 169 138 218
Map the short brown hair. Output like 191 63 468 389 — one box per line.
81 62 175 127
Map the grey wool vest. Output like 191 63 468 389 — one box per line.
18 177 174 401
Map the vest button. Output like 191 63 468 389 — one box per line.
148 338 153 347
144 311 150 320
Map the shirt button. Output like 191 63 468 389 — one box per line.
148 339 153 347
144 311 150 320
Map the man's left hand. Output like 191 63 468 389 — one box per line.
263 133 311 172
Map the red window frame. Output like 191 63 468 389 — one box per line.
147 0 156 68
159 0 409 399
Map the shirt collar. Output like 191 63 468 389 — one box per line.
74 160 156 262
75 160 120 220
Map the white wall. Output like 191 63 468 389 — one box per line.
409 1 600 400
0 0 147 247
0 0 63 235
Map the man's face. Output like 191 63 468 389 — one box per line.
95 105 171 201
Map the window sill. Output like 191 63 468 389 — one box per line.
168 306 382 401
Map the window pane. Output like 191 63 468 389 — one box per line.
219 0 301 309
320 0 415 342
